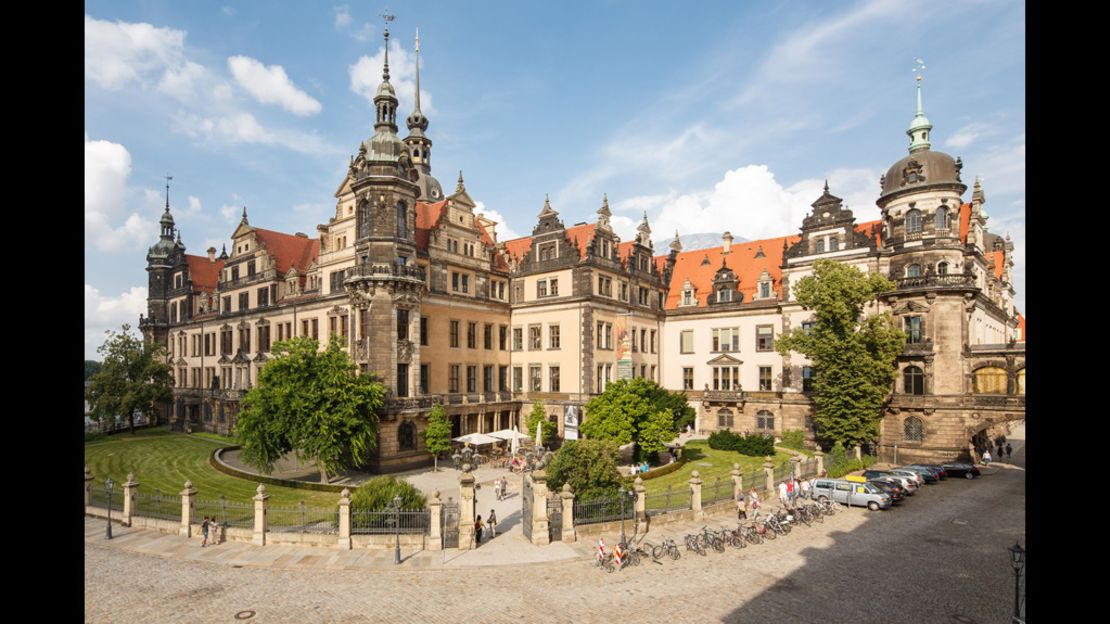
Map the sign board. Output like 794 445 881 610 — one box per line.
564 405 579 440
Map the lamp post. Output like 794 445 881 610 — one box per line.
452 449 462 471
105 478 114 539
1008 542 1025 622
618 485 628 547
393 495 403 565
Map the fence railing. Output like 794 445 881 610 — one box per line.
194 495 255 528
132 489 181 521
88 485 124 512
644 485 692 516
267 502 340 534
701 476 733 505
572 497 628 525
350 509 430 535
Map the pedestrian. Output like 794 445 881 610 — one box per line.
494 478 502 501
475 515 483 545
1006 443 1013 459
778 480 789 509
500 477 509 499
210 517 220 545
748 487 760 518
736 490 747 520
982 449 992 465
997 443 1005 462
200 516 210 547
786 478 795 508
800 477 811 501
488 509 498 538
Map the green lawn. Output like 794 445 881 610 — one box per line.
641 440 798 498
84 427 340 508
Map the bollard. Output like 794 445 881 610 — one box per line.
337 488 352 550
689 470 703 518
252 484 270 546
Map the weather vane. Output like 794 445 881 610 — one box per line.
382 10 394 25
913 57 926 82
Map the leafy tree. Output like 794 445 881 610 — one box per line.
84 360 102 381
85 324 173 434
776 259 906 448
546 439 623 501
780 430 806 450
581 378 690 461
422 404 452 472
350 475 427 511
236 336 384 483
525 401 557 445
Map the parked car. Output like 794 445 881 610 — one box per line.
869 479 906 503
863 470 918 493
941 463 982 479
812 478 893 511
910 464 947 479
896 466 939 484
889 469 925 488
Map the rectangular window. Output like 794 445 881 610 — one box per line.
247 260 256 277
529 325 542 350
420 317 428 346
802 321 816 335
680 330 694 354
452 272 460 292
756 325 774 352
759 282 771 299
483 365 494 393
538 242 556 261
620 282 628 301
650 330 657 353
712 366 740 391
484 323 493 350
499 325 508 351
638 287 649 306
238 292 249 311
549 324 561 349
311 319 319 341
549 366 561 392
499 366 508 392
640 364 647 379
712 328 740 352
419 364 429 394
231 266 239 281
597 365 605 393
512 327 523 351
259 326 271 352
683 367 694 390
512 283 523 303
904 316 922 343
650 365 656 381
397 363 409 398
802 366 814 392
222 296 231 312
597 322 605 349
529 364 542 392
240 328 251 353
512 366 523 393
537 279 548 298
550 278 559 296
597 276 612 296
466 365 477 393
302 320 310 338
341 315 349 339
257 287 269 307
467 322 477 349
330 316 337 338
450 320 460 348
606 323 613 349
640 329 647 353
398 309 410 341
449 365 460 393
759 366 773 391
461 274 470 294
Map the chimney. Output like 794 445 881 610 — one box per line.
207 247 217 263
722 231 733 254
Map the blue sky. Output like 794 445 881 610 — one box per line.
85 0 1025 358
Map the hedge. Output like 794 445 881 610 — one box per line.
707 430 775 456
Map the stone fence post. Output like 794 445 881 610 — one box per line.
180 480 197 537
252 483 270 546
763 456 775 497
560 484 576 543
84 468 94 513
731 463 743 504
428 489 443 551
530 470 550 546
791 455 802 480
815 450 825 475
633 476 647 534
337 488 352 550
122 472 138 527
689 470 703 518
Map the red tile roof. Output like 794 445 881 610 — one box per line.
565 223 597 260
503 237 533 263
959 202 972 243
656 221 880 310
185 255 224 292
415 200 449 252
991 250 1005 280
1016 313 1025 342
617 241 636 265
253 228 319 275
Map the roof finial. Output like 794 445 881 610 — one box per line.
670 229 682 252
241 206 249 224
164 174 173 212
457 170 465 193
538 193 557 218
907 57 932 153
823 179 829 193
381 11 394 82
414 28 422 113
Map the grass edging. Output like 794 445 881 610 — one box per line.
209 447 350 494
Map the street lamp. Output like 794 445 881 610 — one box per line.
105 478 114 539
393 495 403 565
451 450 461 471
1008 542 1025 621
618 485 629 547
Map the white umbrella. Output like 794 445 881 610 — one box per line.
510 426 520 456
535 419 543 449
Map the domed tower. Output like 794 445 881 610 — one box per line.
142 177 183 346
403 29 444 201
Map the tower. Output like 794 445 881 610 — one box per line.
142 175 181 346
403 29 443 200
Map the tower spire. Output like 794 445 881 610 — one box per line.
907 58 932 153
414 28 421 114
164 174 173 212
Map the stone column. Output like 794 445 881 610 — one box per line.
337 488 352 550
84 468 94 513
458 468 476 550
633 476 647 534
763 456 775 497
791 455 802 480
731 463 743 503
560 484 576 543
427 489 443 551
122 472 138 527
530 470 550 546
689 470 703 518
252 483 270 546
815 450 825 475
180 480 197 537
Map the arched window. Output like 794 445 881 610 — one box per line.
398 420 417 451
717 287 732 303
906 209 923 234
906 264 922 278
935 207 950 230
396 201 408 239
903 366 924 395
756 410 775 431
1016 369 1025 395
717 408 734 429
816 238 825 253
974 367 1008 394
937 262 948 275
358 200 371 238
903 416 924 442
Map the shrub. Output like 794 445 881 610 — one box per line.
780 430 806 450
707 430 775 456
350 476 427 511
547 439 623 502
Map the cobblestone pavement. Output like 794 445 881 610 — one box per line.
86 428 1024 623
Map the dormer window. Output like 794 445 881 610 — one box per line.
759 281 771 299
717 287 732 303
539 242 557 261
682 290 693 306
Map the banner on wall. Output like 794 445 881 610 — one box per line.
564 405 580 440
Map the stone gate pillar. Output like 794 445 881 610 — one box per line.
791 455 802 480
530 470 550 546
689 470 703 519
337 488 351 550
560 484 576 543
763 456 775 497
815 450 825 475
633 476 647 534
122 472 138 527
180 480 197 537
458 467 476 550
428 489 443 551
252 484 269 546
731 463 743 503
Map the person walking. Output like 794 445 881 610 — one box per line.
982 449 992 465
488 509 498 538
778 480 789 509
1006 443 1013 459
997 443 1005 463
474 515 484 546
800 477 811 502
785 478 795 508
209 517 220 545
499 477 509 500
200 516 210 547
736 490 747 520
748 487 761 518
494 478 502 502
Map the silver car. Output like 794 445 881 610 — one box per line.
889 469 925 488
812 478 893 511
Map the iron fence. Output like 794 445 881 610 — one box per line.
266 502 340 534
194 495 255 528
350 508 430 535
572 496 629 525
644 485 692 516
87 483 124 512
132 489 181 521
702 476 733 505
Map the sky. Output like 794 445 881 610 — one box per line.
85 0 1026 359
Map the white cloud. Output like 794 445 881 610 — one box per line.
85 284 149 359
221 204 240 223
187 195 203 214
85 135 158 252
652 165 880 244
333 5 351 28
222 6 235 16
610 215 640 242
349 39 434 118
172 112 341 156
473 203 522 242
84 15 187 90
970 135 1025 196
156 60 207 101
944 122 996 150
228 55 322 116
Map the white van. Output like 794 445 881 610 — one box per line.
812 478 892 511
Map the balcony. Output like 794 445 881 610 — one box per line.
967 395 1025 409
702 389 745 403
348 263 426 283
895 274 975 291
383 396 440 411
903 340 934 355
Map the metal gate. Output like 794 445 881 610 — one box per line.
546 496 561 542
521 474 533 541
442 501 459 548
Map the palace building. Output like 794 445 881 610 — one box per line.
140 29 1024 470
